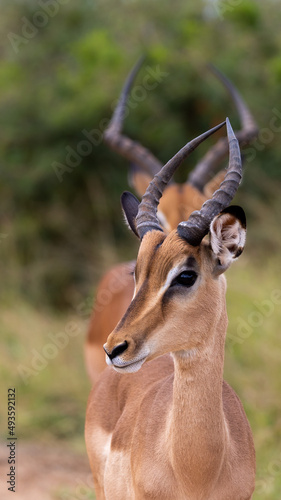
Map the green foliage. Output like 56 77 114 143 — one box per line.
0 3 280 497
0 0 281 308
225 259 281 500
224 1 261 28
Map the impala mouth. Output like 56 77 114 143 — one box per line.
113 357 147 373
105 350 149 374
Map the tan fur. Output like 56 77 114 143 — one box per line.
85 261 135 384
85 225 255 499
132 169 155 198
85 183 208 383
158 184 207 233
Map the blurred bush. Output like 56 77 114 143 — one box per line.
0 0 280 308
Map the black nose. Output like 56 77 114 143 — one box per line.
105 341 129 360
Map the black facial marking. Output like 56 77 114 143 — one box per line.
185 256 198 270
227 244 237 254
235 247 243 258
220 205 246 229
115 279 148 332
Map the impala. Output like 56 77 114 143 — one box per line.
85 118 255 499
85 60 258 384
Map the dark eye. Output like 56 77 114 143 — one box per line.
171 271 197 288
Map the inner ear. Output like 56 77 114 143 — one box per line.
121 191 140 238
210 205 246 274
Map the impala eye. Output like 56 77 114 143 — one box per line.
171 271 197 288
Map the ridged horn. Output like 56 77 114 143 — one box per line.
104 57 162 177
178 118 242 246
187 66 258 192
135 121 226 239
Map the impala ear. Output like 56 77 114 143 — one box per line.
121 191 140 238
210 205 246 275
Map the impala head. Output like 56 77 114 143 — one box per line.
104 119 246 373
104 58 257 232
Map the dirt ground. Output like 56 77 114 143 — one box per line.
0 441 94 500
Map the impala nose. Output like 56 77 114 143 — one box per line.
104 340 129 361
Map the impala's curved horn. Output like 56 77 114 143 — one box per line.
135 121 226 239
104 57 162 177
188 66 258 192
178 118 242 246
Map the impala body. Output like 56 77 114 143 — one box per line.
85 61 258 384
85 120 255 499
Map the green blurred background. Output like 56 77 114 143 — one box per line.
0 0 281 498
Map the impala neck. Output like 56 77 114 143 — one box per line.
168 303 228 494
